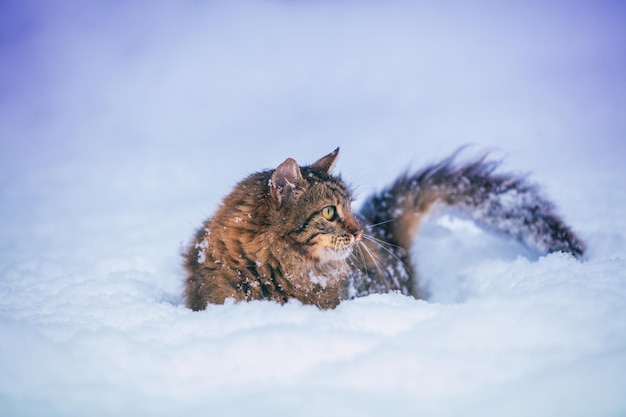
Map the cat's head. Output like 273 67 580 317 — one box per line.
269 148 362 264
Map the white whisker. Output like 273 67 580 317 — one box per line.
363 233 408 253
362 234 413 282
364 218 397 230
356 240 393 291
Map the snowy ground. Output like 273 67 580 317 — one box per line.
1 1 626 416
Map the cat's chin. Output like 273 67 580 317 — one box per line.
314 246 353 264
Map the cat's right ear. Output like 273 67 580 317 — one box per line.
270 157 303 207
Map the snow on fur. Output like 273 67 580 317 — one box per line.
1 2 625 416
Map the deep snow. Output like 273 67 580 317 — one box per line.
1 1 626 416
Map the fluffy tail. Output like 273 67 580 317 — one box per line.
353 152 585 298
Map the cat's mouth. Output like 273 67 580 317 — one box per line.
310 232 362 264
315 240 360 264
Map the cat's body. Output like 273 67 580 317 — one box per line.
184 148 585 310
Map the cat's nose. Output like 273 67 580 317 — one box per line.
353 229 363 242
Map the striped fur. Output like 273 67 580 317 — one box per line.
183 148 585 310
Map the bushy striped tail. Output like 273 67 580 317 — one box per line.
353 152 585 298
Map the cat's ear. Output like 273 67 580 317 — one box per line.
270 157 303 207
311 147 339 174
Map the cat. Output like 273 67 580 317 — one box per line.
183 148 585 310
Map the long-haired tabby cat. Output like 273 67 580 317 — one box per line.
184 148 584 310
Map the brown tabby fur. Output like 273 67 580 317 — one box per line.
184 148 585 310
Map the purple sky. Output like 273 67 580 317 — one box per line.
1 1 625 191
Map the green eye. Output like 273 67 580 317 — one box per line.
322 206 336 221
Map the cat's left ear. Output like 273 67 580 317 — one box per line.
270 157 303 207
311 147 339 174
